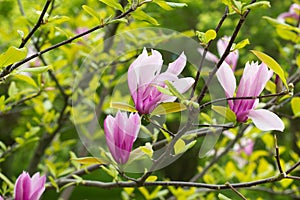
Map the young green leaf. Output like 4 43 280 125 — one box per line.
98 0 124 12
291 97 300 117
8 81 18 98
18 65 51 74
131 10 159 25
204 29 217 43
0 46 27 68
212 105 236 122
166 2 187 8
233 38 250 50
72 157 107 165
110 102 137 112
251 50 288 88
153 0 173 10
151 102 187 116
82 5 100 21
242 1 271 12
164 80 185 101
218 193 233 200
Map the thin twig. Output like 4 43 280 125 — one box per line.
197 0 257 104
226 182 247 200
274 135 284 174
199 90 289 109
190 7 229 99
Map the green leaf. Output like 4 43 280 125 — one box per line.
151 102 187 116
131 10 159 25
0 46 27 68
212 105 236 122
218 193 233 200
82 5 101 21
107 18 128 25
204 29 217 43
155 85 173 96
166 2 187 8
291 97 300 117
8 81 18 98
13 74 38 88
18 65 51 74
110 102 137 112
233 38 250 50
276 28 298 42
251 50 288 88
72 157 107 165
153 0 173 10
174 139 186 155
164 80 185 101
242 1 271 12
296 54 300 69
98 0 124 12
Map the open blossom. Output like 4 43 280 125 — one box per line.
128 48 195 114
14 171 46 200
216 61 284 131
104 111 141 164
198 36 239 70
277 3 300 26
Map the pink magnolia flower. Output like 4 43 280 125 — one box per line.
277 3 300 26
0 196 3 200
104 111 141 164
216 61 284 131
128 48 195 114
198 36 239 70
14 171 46 200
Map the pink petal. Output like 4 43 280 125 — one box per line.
29 173 46 200
216 62 236 108
166 52 186 76
248 109 284 131
172 77 195 93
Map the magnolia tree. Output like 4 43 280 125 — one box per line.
0 0 300 199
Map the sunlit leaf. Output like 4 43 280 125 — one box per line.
18 65 51 74
251 50 288 88
146 175 157 182
110 102 137 112
233 38 250 50
291 97 300 117
13 74 38 88
218 193 232 200
82 5 100 21
72 157 107 165
153 0 173 10
242 1 270 12
151 102 187 116
165 80 185 101
98 0 124 12
8 81 18 98
174 139 185 155
0 46 27 68
204 29 217 43
212 105 236 122
166 2 187 8
131 10 159 25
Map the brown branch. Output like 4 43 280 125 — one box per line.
274 135 284 174
226 182 247 200
197 0 257 104
190 6 229 99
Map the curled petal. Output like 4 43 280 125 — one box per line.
248 109 284 131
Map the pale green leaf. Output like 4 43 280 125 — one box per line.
218 193 232 200
243 1 271 12
212 105 236 122
174 139 186 155
155 85 173 96
166 2 187 8
98 0 124 12
8 81 18 98
0 46 27 68
110 102 137 112
234 38 250 50
131 10 159 25
19 65 51 74
151 102 187 116
82 5 100 21
291 97 300 117
165 80 185 101
72 157 107 165
107 18 128 24
13 74 38 88
251 50 288 88
204 29 217 43
153 0 173 10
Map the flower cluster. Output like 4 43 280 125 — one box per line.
104 48 194 164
